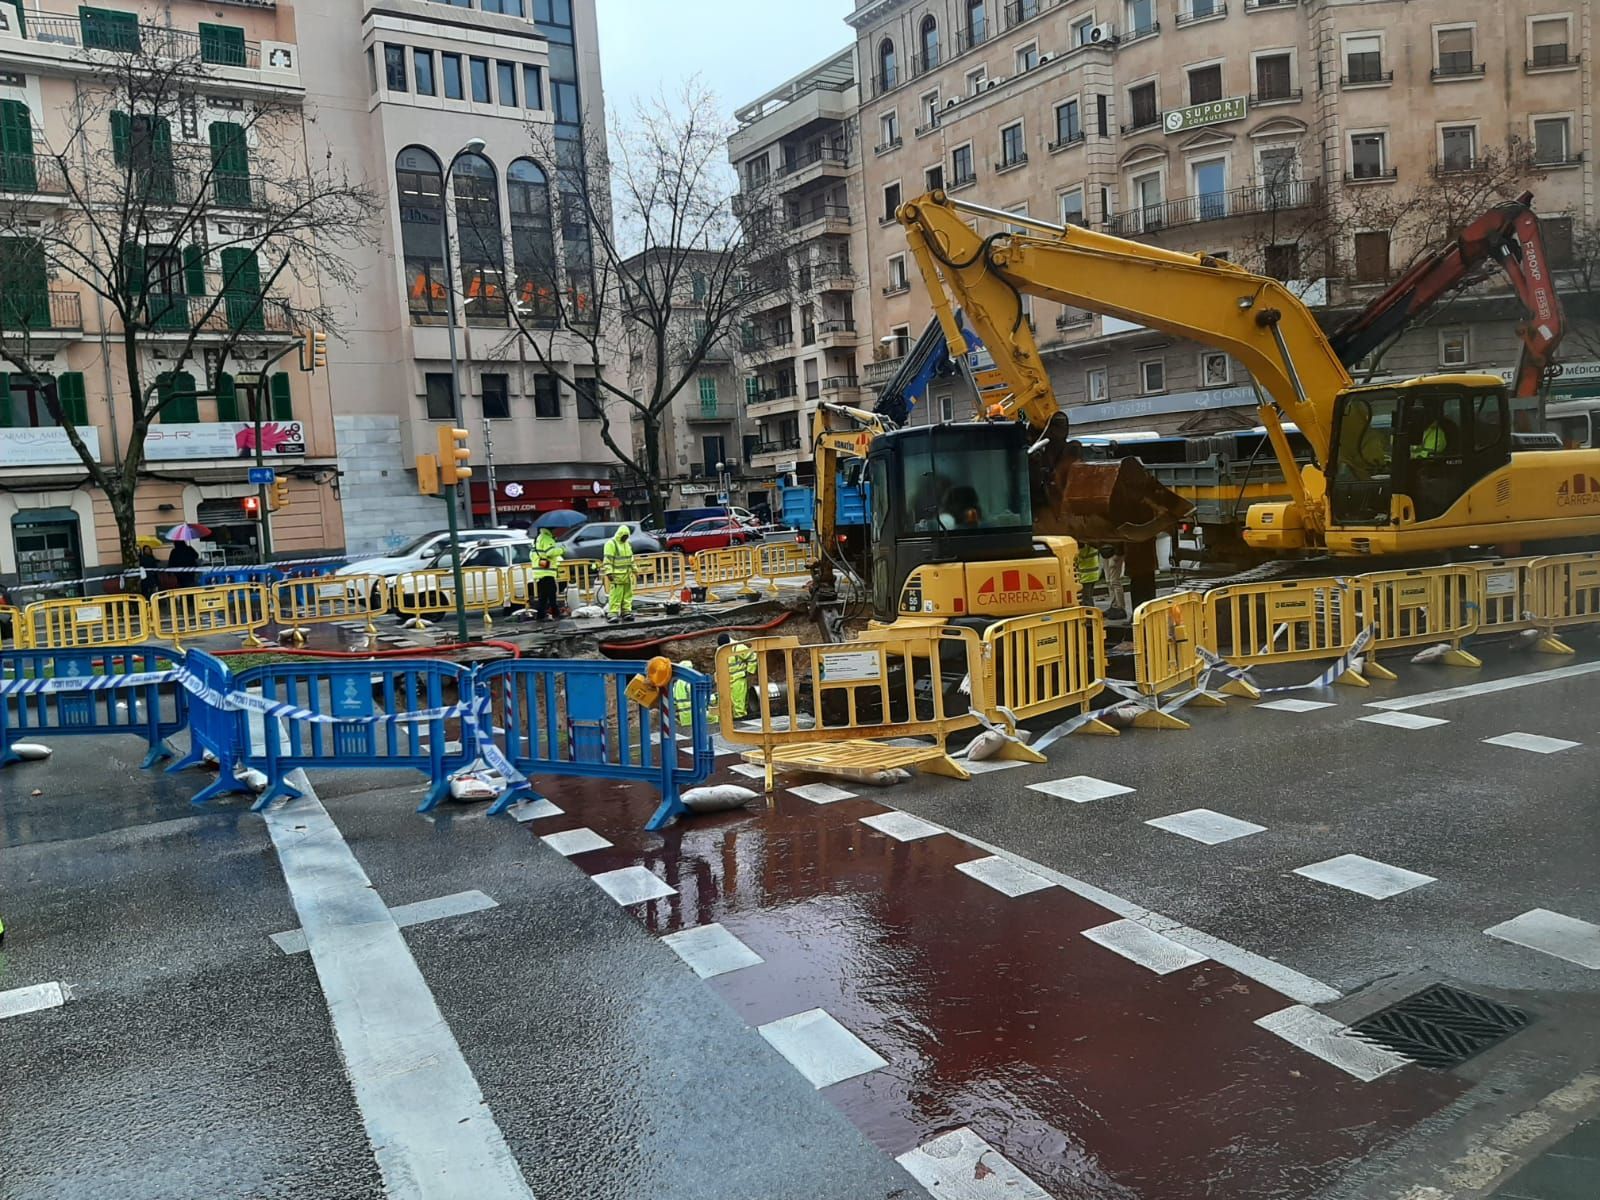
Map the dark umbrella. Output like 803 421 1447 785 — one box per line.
532 509 588 531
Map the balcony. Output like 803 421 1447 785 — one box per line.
741 330 795 363
13 10 264 66
955 23 991 54
814 318 860 348
1004 0 1042 28
915 115 942 138
911 48 940 77
882 279 911 297
1342 65 1392 87
1122 113 1164 135
0 289 84 351
0 151 68 198
1175 2 1227 25
813 265 855 292
1056 308 1094 330
1527 49 1579 71
1244 0 1298 8
1049 132 1086 153
995 153 1029 173
785 204 852 236
1122 21 1161 44
1104 179 1322 235
819 375 860 394
949 171 977 190
870 68 899 98
874 137 903 155
208 173 267 210
140 293 295 337
1345 166 1398 184
777 145 852 193
686 400 738 423
754 436 803 457
747 385 798 412
1431 56 1485 81
864 356 905 386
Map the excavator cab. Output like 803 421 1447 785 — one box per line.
1328 376 1511 526
866 421 1037 622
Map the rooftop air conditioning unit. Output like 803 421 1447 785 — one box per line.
1036 52 1053 66
1089 22 1118 44
984 77 1003 91
945 96 961 109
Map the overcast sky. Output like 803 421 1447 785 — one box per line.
595 0 857 126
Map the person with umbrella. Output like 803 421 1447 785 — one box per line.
164 523 209 581
529 526 566 621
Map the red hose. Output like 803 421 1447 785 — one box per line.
598 610 794 654
217 638 522 659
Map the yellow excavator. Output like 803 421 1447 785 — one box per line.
897 190 1600 563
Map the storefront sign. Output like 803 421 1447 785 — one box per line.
143 421 307 461
470 478 618 515
1501 361 1600 386
1165 97 1247 133
0 426 103 467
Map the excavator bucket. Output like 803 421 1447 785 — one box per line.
1034 456 1193 543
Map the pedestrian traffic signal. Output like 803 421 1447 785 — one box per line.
416 453 441 496
268 479 291 511
299 329 328 372
242 495 260 516
437 427 472 483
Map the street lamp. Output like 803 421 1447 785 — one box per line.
441 136 488 531
716 459 732 508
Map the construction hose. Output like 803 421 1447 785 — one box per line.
216 639 522 659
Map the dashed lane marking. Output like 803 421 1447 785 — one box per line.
1257 698 1338 713
507 798 562 822
1026 775 1134 803
1485 909 1600 970
757 1008 889 1090
270 890 500 956
1294 854 1437 900
897 1127 1052 1200
1482 732 1581 755
859 811 944 842
662 922 765 979
1082 919 1210 975
1145 808 1266 845
1256 1004 1412 1082
0 981 66 1021
1360 712 1451 730
1367 660 1600 712
789 782 858 805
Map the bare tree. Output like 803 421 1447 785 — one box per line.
0 32 377 566
479 79 792 526
1561 217 1600 363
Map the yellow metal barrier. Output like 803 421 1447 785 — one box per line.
391 568 508 629
0 604 24 648
695 547 759 601
1201 576 1367 686
1357 566 1481 673
559 558 599 601
1529 552 1600 654
22 594 151 649
1463 557 1541 636
981 606 1115 731
152 583 269 650
755 541 814 594
632 552 689 596
270 575 391 642
1127 591 1256 728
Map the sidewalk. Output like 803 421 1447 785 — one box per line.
1492 1118 1600 1200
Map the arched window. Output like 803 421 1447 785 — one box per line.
451 152 507 322
877 38 897 90
507 158 558 323
919 16 939 72
396 147 447 321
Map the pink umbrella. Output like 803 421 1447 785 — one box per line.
163 523 212 542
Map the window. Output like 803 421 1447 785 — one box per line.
1193 158 1227 220
198 22 246 67
1530 17 1571 67
413 49 436 95
575 377 603 420
1188 65 1223 105
698 376 719 411
1350 132 1387 179
919 15 940 71
156 372 198 424
368 47 377 93
441 54 463 100
1255 53 1293 101
1344 34 1384 83
1125 0 1155 36
425 372 456 420
219 247 263 331
883 181 902 222
887 254 909 291
1000 122 1025 167
939 394 954 423
482 373 510 419
1534 117 1572 165
397 147 447 321
1054 99 1081 147
921 91 941 131
1435 26 1476 76
1016 43 1039 73
1544 217 1574 269
881 111 900 148
523 64 544 108
1440 329 1469 368
878 38 898 90
1440 126 1477 172
209 121 251 207
1060 188 1085 226
965 66 988 95
452 153 507 321
1132 170 1162 229
1140 359 1166 394
925 164 944 191
79 6 138 52
497 62 517 106
1128 82 1158 130
1265 243 1300 281
964 0 989 44
1201 352 1231 387
702 435 726 470
1354 231 1391 282
1186 0 1218 18
691 272 707 302
533 374 560 418
470 57 491 102
1086 367 1108 403
951 144 974 185
1071 16 1095 46
482 0 523 12
384 45 407 92
890 325 912 356
1259 147 1297 202
1097 94 1109 138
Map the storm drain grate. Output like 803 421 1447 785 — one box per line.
1348 984 1530 1069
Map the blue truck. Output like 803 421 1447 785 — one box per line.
780 478 868 536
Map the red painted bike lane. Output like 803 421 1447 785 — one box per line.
522 766 1462 1198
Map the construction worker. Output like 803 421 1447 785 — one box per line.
530 527 565 621
0 910 5 948
670 660 718 729
1411 407 1449 460
724 636 759 719
1076 542 1103 605
603 525 637 622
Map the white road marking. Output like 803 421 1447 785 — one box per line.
507 798 562 822
591 865 677 906
1082 919 1210 975
1359 712 1451 730
262 781 534 1199
859 811 943 842
730 763 768 779
540 827 613 857
662 922 764 979
1257 698 1338 713
789 782 857 805
271 890 500 955
1026 775 1134 803
1295 854 1436 899
1367 660 1600 711
1482 732 1580 754
757 1008 888 1089
0 981 66 1020
955 855 1053 897
896 1127 1051 1199
1145 808 1266 845
961 757 1027 774
1256 1004 1411 1082
1485 909 1600 969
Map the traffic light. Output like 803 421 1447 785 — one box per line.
269 479 291 511
416 453 441 496
437 426 471 484
242 495 260 517
299 329 328 372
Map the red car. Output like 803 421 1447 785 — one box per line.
666 516 756 555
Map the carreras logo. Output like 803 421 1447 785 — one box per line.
976 569 1052 607
1556 474 1600 507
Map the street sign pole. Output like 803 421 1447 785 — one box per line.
242 377 273 565
444 483 470 641
483 417 499 528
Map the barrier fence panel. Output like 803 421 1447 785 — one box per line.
1356 566 1480 671
271 575 390 639
478 659 715 830
1201 576 1365 685
152 583 269 649
1128 590 1255 728
694 547 758 600
21 594 150 649
631 552 689 597
558 558 599 600
167 649 259 805
0 605 23 649
228 659 479 812
981 606 1110 727
391 568 509 629
1529 552 1600 653
0 644 187 768
1464 557 1541 636
755 541 814 593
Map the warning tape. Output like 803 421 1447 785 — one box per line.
1196 624 1377 696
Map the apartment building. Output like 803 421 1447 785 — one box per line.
851 0 1594 434
299 0 625 553
727 48 873 484
0 2 339 586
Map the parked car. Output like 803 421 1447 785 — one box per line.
335 528 528 582
665 516 757 556
390 536 534 611
559 522 664 561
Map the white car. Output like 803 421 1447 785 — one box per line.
336 529 529 583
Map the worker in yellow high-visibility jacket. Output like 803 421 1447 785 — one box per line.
603 526 636 622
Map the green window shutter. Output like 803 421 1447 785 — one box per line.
0 372 13 427
110 111 130 165
745 377 760 404
270 373 293 420
208 122 251 206
158 371 198 423
57 372 88 425
0 237 47 329
182 244 205 295
220 247 262 331
198 22 246 67
0 100 36 192
80 6 139 52
214 372 237 421
119 243 146 299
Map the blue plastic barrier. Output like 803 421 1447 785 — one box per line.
165 649 258 806
0 645 189 769
477 660 716 830
227 659 479 813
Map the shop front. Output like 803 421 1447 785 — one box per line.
469 478 619 523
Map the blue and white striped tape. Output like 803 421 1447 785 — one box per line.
1197 624 1377 695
